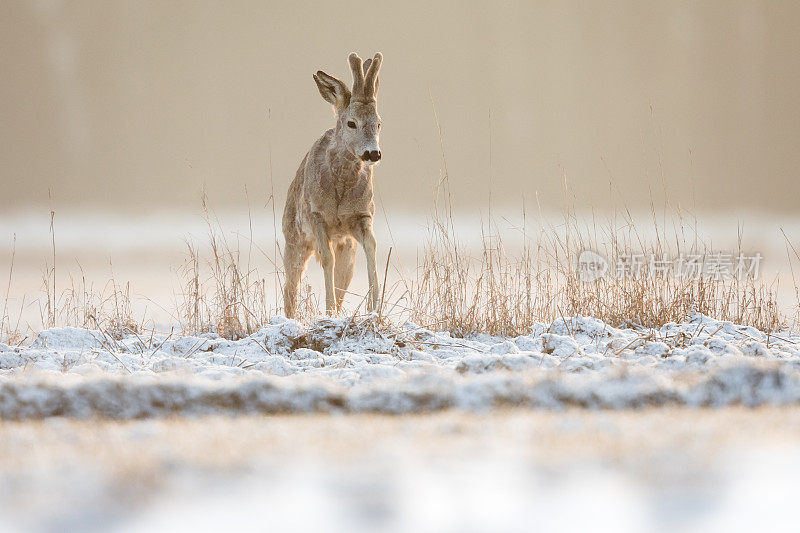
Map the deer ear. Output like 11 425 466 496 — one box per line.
313 70 351 112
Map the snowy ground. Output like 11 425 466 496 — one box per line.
2 313 800 417
3 314 800 531
2 409 800 532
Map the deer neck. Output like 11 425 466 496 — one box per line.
326 126 366 190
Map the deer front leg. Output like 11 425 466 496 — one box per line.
354 216 379 312
311 213 336 315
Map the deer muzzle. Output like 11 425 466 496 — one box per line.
360 150 381 163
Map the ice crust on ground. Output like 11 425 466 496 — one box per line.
2 314 800 418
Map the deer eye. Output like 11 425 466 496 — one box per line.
347 121 356 129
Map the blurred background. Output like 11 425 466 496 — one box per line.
2 0 799 212
1 0 799 327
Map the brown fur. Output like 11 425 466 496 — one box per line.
282 52 383 317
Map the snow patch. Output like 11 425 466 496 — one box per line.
2 315 800 418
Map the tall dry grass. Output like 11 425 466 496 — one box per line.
404 201 782 336
172 193 322 339
1 211 142 345
0 198 793 343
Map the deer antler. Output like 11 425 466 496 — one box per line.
349 52 382 102
363 53 382 100
348 53 365 97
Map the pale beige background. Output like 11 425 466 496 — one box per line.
1 0 799 213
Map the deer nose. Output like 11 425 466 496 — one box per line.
361 151 371 161
370 150 381 161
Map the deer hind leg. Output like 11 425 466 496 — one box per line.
282 240 313 319
334 238 357 311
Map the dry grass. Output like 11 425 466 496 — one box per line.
171 193 322 339
0 193 794 343
40 264 141 341
173 194 272 339
1 224 142 346
404 202 783 336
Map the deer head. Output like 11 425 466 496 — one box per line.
313 52 383 164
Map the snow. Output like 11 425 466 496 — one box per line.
2 409 800 532
2 313 800 418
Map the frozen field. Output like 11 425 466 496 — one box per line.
2 313 800 418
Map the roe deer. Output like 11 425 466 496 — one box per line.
282 52 383 318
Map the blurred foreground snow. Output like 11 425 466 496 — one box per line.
1 409 799 532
